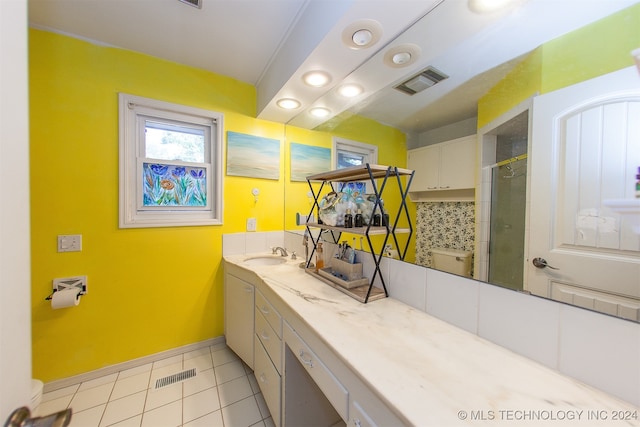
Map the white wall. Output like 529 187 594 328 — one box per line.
0 0 32 419
406 117 478 150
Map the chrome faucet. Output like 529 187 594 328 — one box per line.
272 246 288 257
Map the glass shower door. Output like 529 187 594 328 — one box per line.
488 157 527 290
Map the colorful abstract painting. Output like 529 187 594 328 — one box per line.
290 143 331 181
143 163 207 207
227 131 280 180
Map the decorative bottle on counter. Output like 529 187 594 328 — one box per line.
636 167 640 198
315 242 324 272
344 209 353 228
354 209 364 227
372 212 381 226
382 212 390 227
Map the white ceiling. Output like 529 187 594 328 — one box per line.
28 0 638 135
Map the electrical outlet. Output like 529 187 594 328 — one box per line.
58 234 82 252
246 218 257 232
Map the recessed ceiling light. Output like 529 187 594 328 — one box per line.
383 44 421 68
277 98 301 110
303 71 331 88
310 107 331 118
338 84 363 98
392 52 412 65
468 0 516 13
352 29 373 47
342 19 382 50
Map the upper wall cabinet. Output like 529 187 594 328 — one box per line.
407 135 476 202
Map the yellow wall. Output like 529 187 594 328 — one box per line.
29 29 285 381
29 29 409 382
478 3 640 128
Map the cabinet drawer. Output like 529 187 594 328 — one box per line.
284 324 348 421
349 400 377 427
256 290 282 338
254 336 281 427
255 308 282 374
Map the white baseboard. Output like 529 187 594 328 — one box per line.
43 336 226 393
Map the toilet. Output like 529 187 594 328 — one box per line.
31 379 43 411
431 247 472 277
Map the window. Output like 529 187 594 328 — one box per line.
119 93 223 228
333 137 377 169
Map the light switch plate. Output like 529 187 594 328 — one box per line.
246 218 257 232
58 234 82 252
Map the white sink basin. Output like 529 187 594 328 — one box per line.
243 256 287 266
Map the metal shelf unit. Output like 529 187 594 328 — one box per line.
305 164 414 303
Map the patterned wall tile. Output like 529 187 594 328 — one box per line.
415 202 475 270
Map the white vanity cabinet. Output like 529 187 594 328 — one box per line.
254 289 283 426
284 323 349 423
282 317 404 427
407 135 476 200
224 268 255 369
224 260 406 427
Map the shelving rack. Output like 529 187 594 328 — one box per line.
304 164 414 303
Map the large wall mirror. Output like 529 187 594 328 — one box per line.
282 1 640 323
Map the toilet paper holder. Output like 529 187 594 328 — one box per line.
45 276 87 300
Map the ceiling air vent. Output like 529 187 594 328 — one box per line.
178 0 202 9
394 66 448 96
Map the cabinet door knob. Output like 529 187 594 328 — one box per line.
299 350 314 367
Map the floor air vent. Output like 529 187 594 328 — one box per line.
394 66 448 95
155 368 196 389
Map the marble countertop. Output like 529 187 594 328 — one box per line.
225 253 640 426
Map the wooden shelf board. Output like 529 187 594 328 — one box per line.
306 164 413 182
306 222 410 235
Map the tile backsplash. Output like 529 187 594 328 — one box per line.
225 231 639 407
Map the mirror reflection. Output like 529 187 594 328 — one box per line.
284 2 640 322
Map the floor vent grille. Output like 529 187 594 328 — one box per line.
155 368 196 389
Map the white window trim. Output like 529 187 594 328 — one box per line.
332 137 378 169
119 93 224 228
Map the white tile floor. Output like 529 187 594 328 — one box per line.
35 343 274 427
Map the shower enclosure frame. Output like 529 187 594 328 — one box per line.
475 98 534 292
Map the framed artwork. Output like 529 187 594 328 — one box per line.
290 142 331 181
227 131 280 180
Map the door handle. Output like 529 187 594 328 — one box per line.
532 257 559 270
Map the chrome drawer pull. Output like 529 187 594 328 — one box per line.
260 330 270 341
299 350 314 367
260 305 270 315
